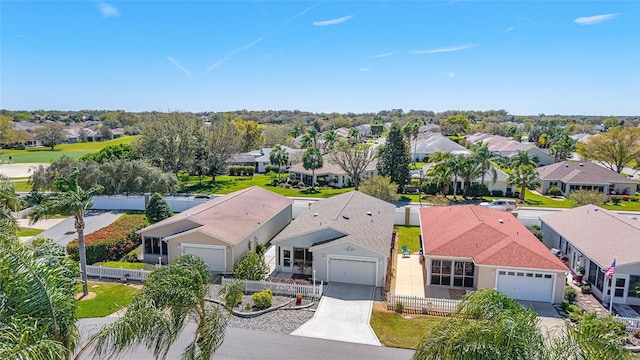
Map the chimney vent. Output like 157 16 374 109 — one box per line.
498 219 504 224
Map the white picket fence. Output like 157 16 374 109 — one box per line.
387 293 461 315
221 277 324 299
615 316 640 331
85 265 152 281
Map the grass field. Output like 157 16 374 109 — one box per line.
18 227 44 237
92 261 155 270
395 226 422 253
370 311 444 349
2 136 136 164
76 281 140 318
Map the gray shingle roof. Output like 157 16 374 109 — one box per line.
539 205 640 267
413 133 471 155
272 191 395 255
536 161 636 184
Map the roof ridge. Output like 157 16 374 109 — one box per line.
333 191 356 220
595 206 640 230
469 206 484 222
188 186 256 215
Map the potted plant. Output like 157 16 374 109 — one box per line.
296 292 302 305
573 266 585 283
581 284 591 294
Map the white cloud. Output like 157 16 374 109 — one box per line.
98 2 119 17
204 37 265 74
513 14 537 25
313 15 353 26
167 57 193 77
574 14 618 25
503 26 515 33
369 52 396 59
356 68 372 72
447 72 455 78
409 43 478 55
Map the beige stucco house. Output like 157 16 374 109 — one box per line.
420 205 568 303
536 161 637 196
540 205 640 306
138 186 292 272
288 155 378 188
271 191 395 287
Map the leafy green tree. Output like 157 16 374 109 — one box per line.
79 255 228 360
602 117 620 130
235 120 264 152
328 142 375 190
508 165 540 201
358 175 399 202
549 134 578 163
205 121 243 182
218 279 244 310
34 122 67 150
31 168 103 296
377 123 410 192
269 144 289 181
79 143 140 163
439 115 470 136
576 127 640 173
568 189 610 206
302 147 323 190
146 193 172 224
233 252 269 281
0 238 79 360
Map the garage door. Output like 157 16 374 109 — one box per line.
497 270 554 303
182 244 226 272
328 257 376 286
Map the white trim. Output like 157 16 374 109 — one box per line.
326 254 378 286
311 239 386 258
181 243 226 272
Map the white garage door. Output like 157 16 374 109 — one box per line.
497 270 554 303
328 257 376 286
182 244 226 272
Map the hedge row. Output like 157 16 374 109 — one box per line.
228 166 255 176
66 215 149 265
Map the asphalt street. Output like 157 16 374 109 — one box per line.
76 318 415 360
32 211 123 247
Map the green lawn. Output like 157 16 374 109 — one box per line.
76 281 140 318
18 227 44 237
13 180 31 192
180 174 352 198
2 136 136 164
395 226 422 253
91 261 155 270
370 311 445 349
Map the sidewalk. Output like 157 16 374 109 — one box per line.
394 254 425 297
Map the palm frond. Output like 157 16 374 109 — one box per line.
0 320 70 360
181 306 228 360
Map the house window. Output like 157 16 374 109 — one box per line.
587 260 604 292
293 248 312 272
144 237 167 255
628 275 640 298
431 259 474 287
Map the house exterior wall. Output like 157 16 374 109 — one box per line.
540 222 561 250
139 220 200 239
539 180 636 196
311 242 387 287
618 263 640 306
166 232 233 272
235 204 292 266
613 182 637 196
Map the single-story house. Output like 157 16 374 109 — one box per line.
421 163 513 196
469 133 554 166
411 132 471 162
254 146 305 173
226 153 258 169
539 205 640 306
536 161 637 196
420 205 568 303
137 186 292 272
288 155 378 188
271 191 395 287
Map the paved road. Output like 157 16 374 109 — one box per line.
32 211 123 246
292 283 381 346
76 318 414 360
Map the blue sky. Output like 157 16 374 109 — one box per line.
1 1 638 115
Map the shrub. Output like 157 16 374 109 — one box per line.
264 165 279 173
630 195 639 202
244 303 252 311
466 184 489 198
491 190 504 197
610 196 622 205
621 194 630 201
219 279 244 310
256 243 267 256
395 300 404 314
564 286 577 303
145 192 172 224
547 186 562 197
229 166 255 176
66 215 148 264
505 191 514 198
252 288 273 308
566 304 584 320
233 252 270 281
569 189 609 206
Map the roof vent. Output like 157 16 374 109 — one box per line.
342 214 350 220
565 164 569 167
366 211 372 216
498 219 504 224
579 163 584 167
313 213 318 217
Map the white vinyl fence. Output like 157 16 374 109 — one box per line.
221 277 324 299
85 265 152 281
91 195 213 212
387 293 461 315
615 316 640 331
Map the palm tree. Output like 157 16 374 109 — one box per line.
458 157 485 198
31 168 103 296
301 127 319 149
323 128 338 152
348 127 361 145
471 142 496 186
302 147 323 190
426 162 452 197
445 154 466 198
0 238 80 360
549 134 578 163
508 164 540 202
402 120 420 162
290 123 302 139
0 175 19 233
510 150 539 168
269 144 289 181
77 255 228 360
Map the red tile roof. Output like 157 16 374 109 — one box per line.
419 205 567 271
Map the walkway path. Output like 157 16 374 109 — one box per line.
394 254 425 297
291 283 381 346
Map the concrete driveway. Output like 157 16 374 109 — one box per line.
30 211 123 246
291 283 381 346
519 301 568 339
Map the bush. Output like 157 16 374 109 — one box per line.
505 191 514 198
145 192 172 224
610 196 622 205
233 252 269 281
229 166 255 176
630 195 639 202
547 186 562 196
395 300 404 313
569 189 610 206
264 165 279 173
219 279 244 310
66 215 148 264
564 286 577 303
465 184 489 198
491 190 504 197
252 288 273 308
256 243 267 256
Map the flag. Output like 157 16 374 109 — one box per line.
605 258 616 279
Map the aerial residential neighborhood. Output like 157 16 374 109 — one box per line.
2 1 640 360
